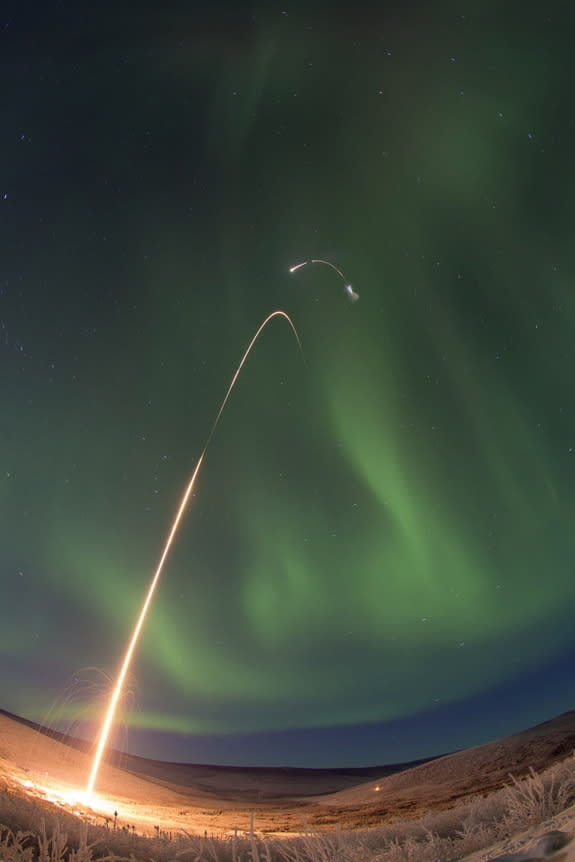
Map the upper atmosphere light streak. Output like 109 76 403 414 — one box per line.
289 259 359 302
86 310 302 796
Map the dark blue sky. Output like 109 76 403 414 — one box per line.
2 0 575 767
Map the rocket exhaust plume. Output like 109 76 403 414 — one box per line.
86 310 301 795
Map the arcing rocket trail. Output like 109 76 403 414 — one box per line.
289 259 359 302
86 310 301 795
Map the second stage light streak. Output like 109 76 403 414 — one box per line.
86 310 301 795
289 259 359 302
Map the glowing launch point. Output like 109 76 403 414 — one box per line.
17 775 114 817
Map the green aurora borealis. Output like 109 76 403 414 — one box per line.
3 1 575 766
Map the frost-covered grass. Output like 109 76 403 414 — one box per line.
1 753 574 862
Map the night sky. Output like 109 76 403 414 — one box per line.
3 0 575 769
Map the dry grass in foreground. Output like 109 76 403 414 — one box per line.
1 751 575 862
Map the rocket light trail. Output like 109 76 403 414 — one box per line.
289 259 359 302
86 310 302 795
